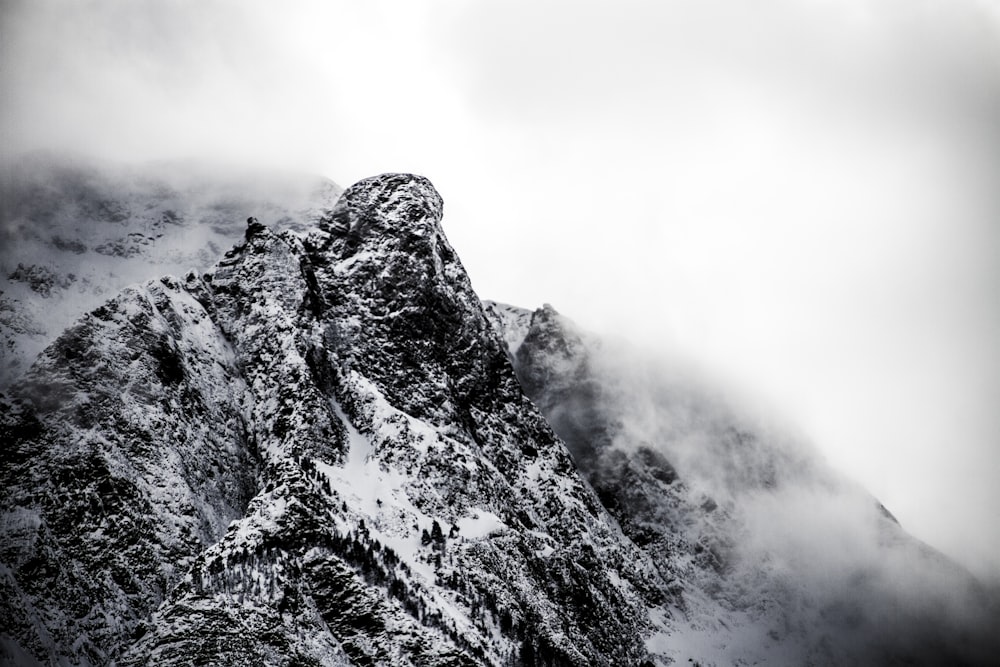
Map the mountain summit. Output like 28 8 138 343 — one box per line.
2 170 997 666
2 173 664 666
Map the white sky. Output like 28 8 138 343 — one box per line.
3 0 999 582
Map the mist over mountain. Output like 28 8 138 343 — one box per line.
488 302 1000 665
1 163 998 665
0 153 342 387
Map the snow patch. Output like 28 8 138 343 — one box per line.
456 509 506 540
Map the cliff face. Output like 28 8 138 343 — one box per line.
2 171 997 667
1 174 669 666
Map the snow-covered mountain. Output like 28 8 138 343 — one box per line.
0 153 342 388
1 165 997 666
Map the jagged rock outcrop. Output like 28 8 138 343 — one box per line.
0 153 342 388
3 171 998 667
2 174 671 666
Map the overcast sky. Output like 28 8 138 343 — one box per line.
3 0 999 582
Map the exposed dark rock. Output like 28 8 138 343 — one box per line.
1 173 662 666
2 171 997 667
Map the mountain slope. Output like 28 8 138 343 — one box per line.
2 174 672 666
0 153 342 388
485 301 1000 666
2 169 997 666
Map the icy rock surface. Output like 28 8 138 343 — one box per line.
4 168 997 667
0 153 343 388
2 174 670 666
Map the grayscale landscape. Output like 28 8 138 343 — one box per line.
2 1 999 665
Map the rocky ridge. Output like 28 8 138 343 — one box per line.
3 173 672 666
0 153 342 387
1 170 998 666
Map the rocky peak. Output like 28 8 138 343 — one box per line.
513 304 588 399
8 167 994 667
319 173 444 252
2 173 674 665
308 174 505 429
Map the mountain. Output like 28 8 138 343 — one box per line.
2 165 998 666
0 153 342 388
485 302 1000 665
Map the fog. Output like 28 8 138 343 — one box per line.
510 309 999 662
3 0 999 585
